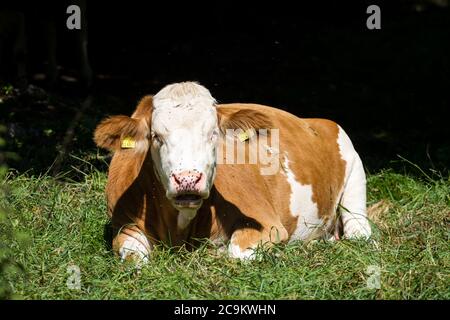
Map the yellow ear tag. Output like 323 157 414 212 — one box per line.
121 137 136 149
237 129 254 142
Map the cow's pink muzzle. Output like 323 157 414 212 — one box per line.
169 170 208 208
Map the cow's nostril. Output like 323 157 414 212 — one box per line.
194 173 202 184
172 173 181 184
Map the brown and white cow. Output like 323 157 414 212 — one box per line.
94 82 371 262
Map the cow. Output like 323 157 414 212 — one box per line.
94 81 371 262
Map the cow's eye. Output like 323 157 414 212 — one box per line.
210 130 219 142
151 132 163 145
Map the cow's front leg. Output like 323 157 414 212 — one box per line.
112 226 152 265
228 225 288 260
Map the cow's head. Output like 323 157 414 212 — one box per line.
150 82 219 209
94 82 218 211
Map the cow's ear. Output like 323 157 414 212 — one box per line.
94 116 144 151
131 95 153 125
217 107 273 134
94 95 153 152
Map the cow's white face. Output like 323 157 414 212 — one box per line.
150 82 219 210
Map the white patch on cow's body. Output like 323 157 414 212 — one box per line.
228 242 256 260
177 208 198 229
119 234 151 264
336 126 371 239
282 154 323 241
337 126 355 187
227 233 257 260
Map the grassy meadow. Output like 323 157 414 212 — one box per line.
1 164 448 299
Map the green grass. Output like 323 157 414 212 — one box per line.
0 167 449 300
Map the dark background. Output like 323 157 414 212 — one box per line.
0 0 449 178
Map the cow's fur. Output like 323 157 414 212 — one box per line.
94 82 371 262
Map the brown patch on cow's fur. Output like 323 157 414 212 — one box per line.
212 121 290 251
93 96 153 151
217 108 273 135
131 95 153 125
94 116 142 151
294 119 346 220
278 118 346 236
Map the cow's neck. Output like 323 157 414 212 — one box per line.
177 208 198 230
